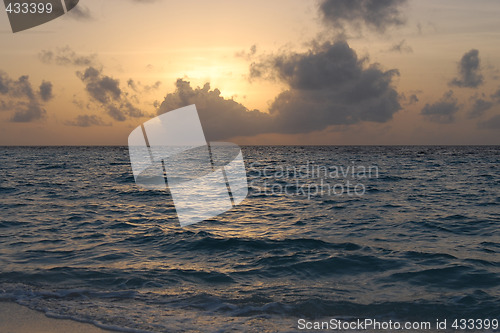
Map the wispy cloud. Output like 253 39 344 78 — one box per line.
388 39 413 53
38 46 98 67
127 79 161 93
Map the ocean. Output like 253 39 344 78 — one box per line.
0 146 499 332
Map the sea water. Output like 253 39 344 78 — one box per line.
0 146 498 332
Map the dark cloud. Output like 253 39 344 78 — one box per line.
158 79 269 141
3 75 35 100
257 41 401 131
38 47 97 67
127 79 138 91
0 70 51 122
388 39 413 53
39 81 53 101
38 48 154 124
159 41 401 140
421 90 460 123
76 66 149 122
10 102 46 122
319 0 407 33
122 102 146 118
106 105 128 121
468 98 493 119
449 49 484 88
77 67 121 104
252 41 363 89
478 114 500 129
65 114 111 127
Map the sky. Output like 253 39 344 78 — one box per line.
0 0 499 145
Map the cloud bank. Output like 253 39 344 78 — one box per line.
158 41 401 141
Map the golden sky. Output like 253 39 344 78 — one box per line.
0 0 499 145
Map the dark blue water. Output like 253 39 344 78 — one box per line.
0 146 499 332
